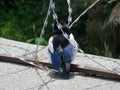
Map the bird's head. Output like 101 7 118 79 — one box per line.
52 22 70 36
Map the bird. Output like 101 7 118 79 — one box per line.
48 22 78 79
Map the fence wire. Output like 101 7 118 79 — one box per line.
0 0 120 90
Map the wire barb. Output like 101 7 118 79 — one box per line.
67 0 72 26
50 0 69 39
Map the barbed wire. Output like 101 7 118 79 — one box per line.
0 42 30 53
67 0 72 26
0 42 47 58
78 49 120 75
0 43 50 72
0 41 119 71
47 0 120 76
34 0 51 63
32 1 53 89
1 0 119 90
0 0 120 77
0 46 11 55
69 0 100 28
50 0 71 41
21 0 53 75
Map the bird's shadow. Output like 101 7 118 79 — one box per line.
48 71 75 80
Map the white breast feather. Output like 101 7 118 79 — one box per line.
69 34 78 50
48 36 54 53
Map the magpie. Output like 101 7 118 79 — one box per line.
48 22 78 79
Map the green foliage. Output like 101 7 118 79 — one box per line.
94 42 113 58
0 0 49 43
26 37 48 46
0 20 26 41
35 37 48 46
0 0 120 58
103 42 113 58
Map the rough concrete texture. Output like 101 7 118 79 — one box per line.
0 37 120 90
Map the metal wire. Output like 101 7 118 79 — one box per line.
34 0 52 70
0 0 119 77
48 0 120 76
78 49 120 76
67 0 72 26
0 1 120 90
50 0 78 46
0 46 11 55
69 0 100 28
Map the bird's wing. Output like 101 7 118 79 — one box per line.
50 51 62 70
62 44 75 63
48 36 54 53
62 33 77 63
48 36 62 70
69 33 78 50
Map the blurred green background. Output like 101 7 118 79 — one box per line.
0 0 120 58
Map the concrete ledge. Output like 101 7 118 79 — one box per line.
0 37 120 90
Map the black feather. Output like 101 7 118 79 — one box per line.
52 22 70 50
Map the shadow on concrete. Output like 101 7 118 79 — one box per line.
48 71 75 80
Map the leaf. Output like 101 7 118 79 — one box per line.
103 42 113 58
35 37 48 46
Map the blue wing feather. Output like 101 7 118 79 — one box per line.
62 44 75 63
50 51 62 70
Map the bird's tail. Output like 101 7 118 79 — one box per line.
62 69 70 79
61 63 71 79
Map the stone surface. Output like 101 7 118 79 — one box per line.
0 37 120 90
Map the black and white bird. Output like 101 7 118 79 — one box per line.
48 22 78 79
